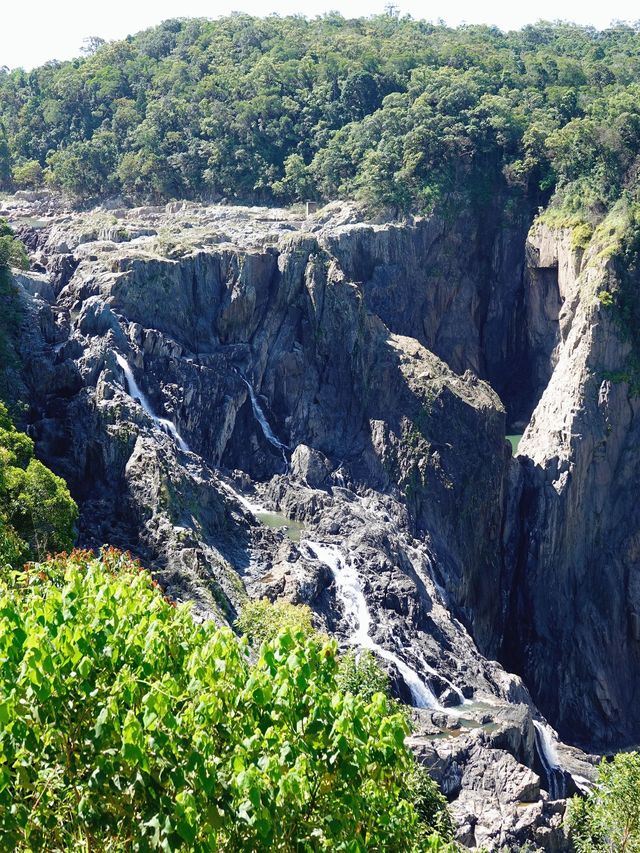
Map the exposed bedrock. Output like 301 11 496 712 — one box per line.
10 194 637 846
503 223 640 750
320 201 539 427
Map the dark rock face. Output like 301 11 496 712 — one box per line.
321 204 538 428
502 225 640 750
9 193 639 847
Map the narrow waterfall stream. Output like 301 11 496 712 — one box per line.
306 541 441 709
240 377 288 466
533 720 567 800
115 353 189 452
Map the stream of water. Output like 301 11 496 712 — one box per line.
241 377 288 466
115 353 189 452
305 541 441 709
533 720 567 800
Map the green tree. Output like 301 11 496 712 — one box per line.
566 751 640 852
272 154 316 202
0 132 11 189
12 159 44 189
0 548 451 850
0 403 77 565
0 219 28 272
235 597 317 644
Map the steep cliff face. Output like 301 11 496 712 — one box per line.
320 202 537 428
10 200 515 700
6 192 624 849
504 223 640 750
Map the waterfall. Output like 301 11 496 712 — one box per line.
331 462 347 488
533 720 566 800
306 541 440 710
241 377 288 465
218 479 264 515
115 353 189 452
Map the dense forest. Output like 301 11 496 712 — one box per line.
4 15 640 851
1 15 640 219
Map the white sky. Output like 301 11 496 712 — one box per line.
2 1 639 70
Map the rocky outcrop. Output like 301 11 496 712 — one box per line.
503 223 640 750
6 195 616 848
410 704 569 851
320 202 537 426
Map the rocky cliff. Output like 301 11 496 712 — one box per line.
504 222 640 750
6 190 638 848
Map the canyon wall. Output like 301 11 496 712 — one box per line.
7 192 640 846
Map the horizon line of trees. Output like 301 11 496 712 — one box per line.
1 15 640 219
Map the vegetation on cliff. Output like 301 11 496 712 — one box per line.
0 403 77 567
0 222 28 406
0 548 455 851
0 218 28 273
1 16 640 218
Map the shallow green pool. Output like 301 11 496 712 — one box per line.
12 216 49 230
507 434 523 453
255 511 304 542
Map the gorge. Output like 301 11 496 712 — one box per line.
3 184 636 849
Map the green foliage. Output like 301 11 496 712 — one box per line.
594 203 640 393
0 267 22 404
336 648 390 704
0 402 77 565
408 764 456 844
566 751 640 852
12 159 43 189
419 836 461 852
238 602 394 706
0 218 28 271
3 17 640 214
272 154 316 203
236 597 317 645
598 289 616 306
571 221 594 250
0 548 451 851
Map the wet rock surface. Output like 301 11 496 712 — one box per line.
7 193 637 849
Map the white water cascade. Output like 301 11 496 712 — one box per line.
218 479 264 515
115 353 189 452
306 541 440 709
533 720 566 800
241 377 288 466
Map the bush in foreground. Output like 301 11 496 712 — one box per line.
567 751 640 852
237 597 455 846
0 548 454 851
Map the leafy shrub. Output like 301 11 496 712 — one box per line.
566 751 640 852
0 549 449 851
336 648 390 704
235 597 317 644
12 160 44 189
0 402 77 565
0 219 28 272
408 764 455 843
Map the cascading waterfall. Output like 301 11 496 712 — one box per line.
115 353 189 452
218 479 264 515
306 541 441 709
416 653 466 706
331 462 347 488
533 720 566 800
240 377 288 466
